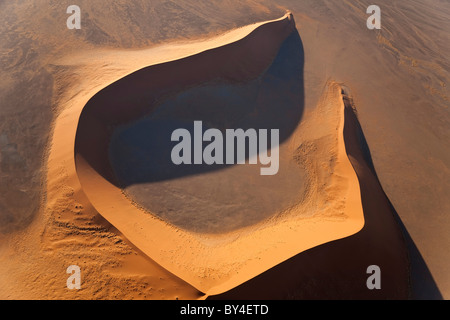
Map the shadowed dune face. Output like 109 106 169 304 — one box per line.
75 15 305 234
210 90 411 300
74 17 367 294
108 31 305 233
1 0 447 300
75 14 296 183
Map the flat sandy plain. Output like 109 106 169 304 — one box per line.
0 0 449 299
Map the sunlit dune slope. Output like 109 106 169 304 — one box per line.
72 14 367 295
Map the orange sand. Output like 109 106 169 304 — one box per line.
3 1 445 299
70 11 370 293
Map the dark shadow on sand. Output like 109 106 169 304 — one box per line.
108 31 304 185
348 91 443 299
102 31 306 234
208 94 442 300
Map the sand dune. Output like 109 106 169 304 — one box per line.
73 13 368 295
1 0 448 300
212 84 410 299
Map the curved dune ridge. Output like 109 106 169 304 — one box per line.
73 13 363 294
211 85 410 299
62 12 409 296
106 18 306 234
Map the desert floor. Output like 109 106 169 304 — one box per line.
0 0 448 299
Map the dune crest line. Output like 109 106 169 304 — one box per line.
208 82 410 299
66 13 366 294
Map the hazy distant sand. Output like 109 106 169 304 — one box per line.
0 0 448 299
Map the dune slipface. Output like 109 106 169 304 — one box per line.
108 28 306 234
210 85 411 299
74 13 377 295
2 0 446 301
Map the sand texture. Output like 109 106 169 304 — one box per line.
0 0 448 299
